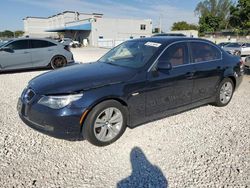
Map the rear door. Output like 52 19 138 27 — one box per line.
146 42 194 115
0 40 31 70
29 39 57 67
189 41 223 102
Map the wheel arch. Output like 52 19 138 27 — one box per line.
80 97 129 132
48 54 67 67
228 76 236 89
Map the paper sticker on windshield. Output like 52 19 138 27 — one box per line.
145 42 162 48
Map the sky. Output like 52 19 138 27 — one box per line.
0 0 202 32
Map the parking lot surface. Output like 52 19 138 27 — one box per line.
0 48 249 187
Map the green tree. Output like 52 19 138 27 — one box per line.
229 0 250 35
199 14 221 35
171 21 198 31
14 30 24 37
195 0 233 33
0 30 14 38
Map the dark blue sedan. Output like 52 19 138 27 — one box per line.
18 37 244 146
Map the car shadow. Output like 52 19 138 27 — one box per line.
117 147 168 188
244 68 250 75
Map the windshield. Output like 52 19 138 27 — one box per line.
0 40 12 47
225 43 241 47
99 41 161 68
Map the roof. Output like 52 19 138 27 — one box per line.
24 11 103 20
133 36 203 44
46 23 91 32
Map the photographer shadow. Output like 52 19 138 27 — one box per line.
117 147 168 188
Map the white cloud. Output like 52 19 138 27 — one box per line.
12 0 198 31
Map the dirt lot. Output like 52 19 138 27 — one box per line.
0 48 249 187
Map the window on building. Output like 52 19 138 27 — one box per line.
189 42 221 63
7 40 29 50
140 24 146 30
140 36 146 38
99 36 104 39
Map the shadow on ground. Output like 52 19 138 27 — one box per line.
0 62 79 75
117 147 168 188
0 67 51 74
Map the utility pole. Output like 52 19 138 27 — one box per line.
159 15 162 34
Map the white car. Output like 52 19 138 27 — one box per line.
224 43 250 56
0 38 74 71
60 38 81 48
244 56 250 69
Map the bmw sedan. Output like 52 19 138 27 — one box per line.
17 37 244 146
0 38 74 71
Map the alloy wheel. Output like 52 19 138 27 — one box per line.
219 81 233 104
93 107 123 142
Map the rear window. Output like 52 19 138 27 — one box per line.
190 42 221 63
30 40 56 48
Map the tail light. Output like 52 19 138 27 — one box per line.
64 45 71 52
240 59 244 71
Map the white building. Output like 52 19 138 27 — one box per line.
23 11 153 47
169 30 199 38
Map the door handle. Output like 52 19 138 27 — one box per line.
217 66 221 70
23 52 29 54
186 72 195 79
48 49 53 51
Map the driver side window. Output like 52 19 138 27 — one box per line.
158 42 188 67
7 40 29 50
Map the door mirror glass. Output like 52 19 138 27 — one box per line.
157 60 172 70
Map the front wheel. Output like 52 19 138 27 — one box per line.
214 78 234 107
83 100 127 146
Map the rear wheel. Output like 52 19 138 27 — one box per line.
51 56 67 69
83 100 127 146
214 78 234 107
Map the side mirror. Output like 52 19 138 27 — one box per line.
0 47 13 52
157 60 172 70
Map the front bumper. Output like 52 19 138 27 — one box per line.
18 96 85 140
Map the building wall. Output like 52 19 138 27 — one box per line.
170 30 199 38
23 12 153 46
24 18 57 38
24 12 95 38
91 18 152 46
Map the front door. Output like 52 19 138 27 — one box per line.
0 40 31 70
146 42 194 115
29 39 56 67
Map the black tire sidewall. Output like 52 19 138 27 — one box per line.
83 100 127 146
215 78 234 107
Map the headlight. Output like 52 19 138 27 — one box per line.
38 93 83 109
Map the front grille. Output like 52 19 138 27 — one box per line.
24 89 35 102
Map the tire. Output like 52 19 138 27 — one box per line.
51 56 67 69
214 78 234 107
83 100 127 146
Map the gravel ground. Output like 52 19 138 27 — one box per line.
0 48 249 187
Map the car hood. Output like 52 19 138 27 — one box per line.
29 62 137 94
